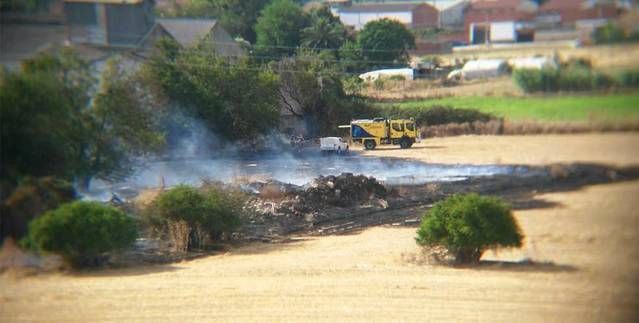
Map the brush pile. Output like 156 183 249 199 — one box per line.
300 173 387 208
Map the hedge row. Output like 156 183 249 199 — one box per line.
384 105 495 126
513 66 639 93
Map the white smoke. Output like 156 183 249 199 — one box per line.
80 116 538 201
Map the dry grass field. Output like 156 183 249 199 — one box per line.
441 43 639 71
361 133 639 166
2 133 639 322
362 77 521 100
365 43 639 100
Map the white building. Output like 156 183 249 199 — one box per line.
329 2 439 30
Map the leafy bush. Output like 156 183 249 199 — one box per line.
558 65 594 91
24 201 137 267
618 69 639 87
1 177 75 241
513 65 630 93
384 105 494 127
513 68 560 92
416 194 523 264
591 72 616 89
593 23 627 44
147 185 244 251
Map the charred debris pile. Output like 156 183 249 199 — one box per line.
241 173 397 237
238 163 639 240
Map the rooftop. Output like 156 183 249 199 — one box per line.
337 2 434 13
156 18 218 48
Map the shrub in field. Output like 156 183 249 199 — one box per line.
416 193 523 264
24 201 137 267
200 183 243 240
514 60 639 93
593 23 627 44
558 65 594 91
147 185 243 251
618 69 639 87
591 72 616 89
1 177 75 241
512 68 559 92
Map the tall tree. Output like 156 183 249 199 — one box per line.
0 68 85 183
301 5 346 51
1 49 93 184
254 0 309 59
0 49 165 188
143 38 281 142
208 0 271 43
277 49 354 136
357 18 415 68
85 58 164 184
338 40 367 73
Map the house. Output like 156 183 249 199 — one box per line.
464 0 538 44
141 18 245 58
536 0 627 42
537 0 624 27
63 0 155 47
441 1 470 28
0 23 68 69
330 2 439 30
535 0 627 42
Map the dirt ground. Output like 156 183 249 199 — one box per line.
361 133 639 166
2 133 639 322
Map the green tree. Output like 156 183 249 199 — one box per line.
24 201 137 267
84 57 165 185
593 22 627 44
208 0 271 43
143 38 280 141
1 49 165 188
416 193 524 264
254 0 309 58
0 52 88 184
276 49 374 136
338 40 366 73
301 5 346 51
357 18 415 68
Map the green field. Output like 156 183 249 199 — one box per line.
381 93 639 122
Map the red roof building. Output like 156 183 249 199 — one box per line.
464 0 538 44
538 0 623 26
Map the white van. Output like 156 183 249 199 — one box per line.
320 137 349 154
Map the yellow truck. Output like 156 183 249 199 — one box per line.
340 118 418 150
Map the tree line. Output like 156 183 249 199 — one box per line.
0 1 417 244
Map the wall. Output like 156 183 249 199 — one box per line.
339 11 413 30
540 4 620 25
64 2 105 45
412 4 439 28
490 21 516 42
105 1 154 46
441 1 468 28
